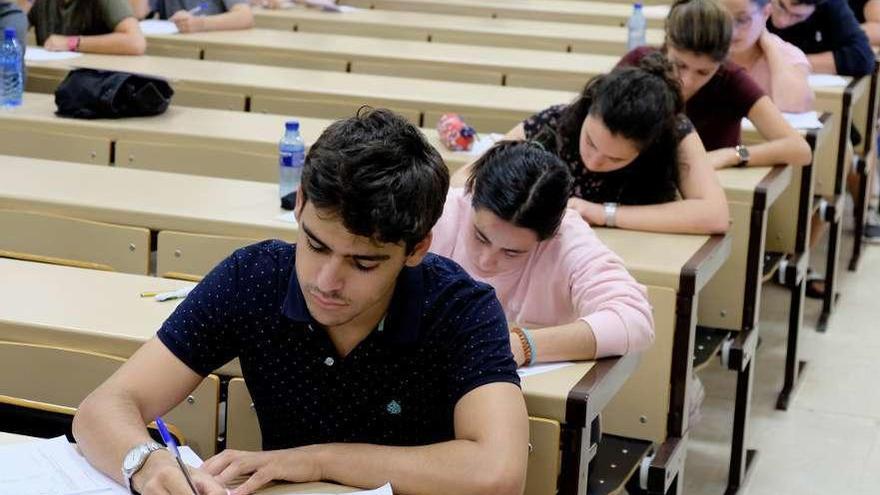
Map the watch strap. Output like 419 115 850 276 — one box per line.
603 202 618 228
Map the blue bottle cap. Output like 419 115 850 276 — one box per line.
3 28 15 41
634 2 643 8
285 120 300 132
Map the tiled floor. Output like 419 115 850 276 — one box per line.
683 224 880 494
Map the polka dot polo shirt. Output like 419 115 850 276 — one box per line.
157 240 519 450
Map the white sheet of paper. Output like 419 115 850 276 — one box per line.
742 111 823 131
140 20 180 35
466 132 505 156
517 362 577 378
276 211 300 226
24 47 83 62
0 436 127 495
178 445 204 468
808 74 849 87
641 5 670 17
0 437 205 495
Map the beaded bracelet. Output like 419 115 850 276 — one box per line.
511 326 536 366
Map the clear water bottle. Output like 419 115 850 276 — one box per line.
0 27 23 109
626 3 647 51
279 120 305 200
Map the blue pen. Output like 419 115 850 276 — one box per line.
156 417 198 494
188 2 209 15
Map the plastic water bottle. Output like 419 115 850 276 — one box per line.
626 3 647 51
0 28 23 109
279 120 305 199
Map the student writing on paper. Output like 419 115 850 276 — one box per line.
767 0 874 76
849 0 880 45
456 53 730 234
721 0 815 112
20 0 146 54
432 141 654 366
138 0 254 32
72 109 528 495
619 0 812 171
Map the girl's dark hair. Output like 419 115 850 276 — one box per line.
465 141 573 241
535 52 683 205
666 0 733 62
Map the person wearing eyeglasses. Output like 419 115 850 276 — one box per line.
619 0 812 171
766 0 874 76
721 0 814 112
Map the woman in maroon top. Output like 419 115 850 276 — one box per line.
620 0 811 170
452 53 730 235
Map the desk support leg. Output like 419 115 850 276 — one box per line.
725 327 758 495
850 155 870 271
818 197 843 332
778 274 808 410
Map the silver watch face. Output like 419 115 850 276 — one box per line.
123 442 160 474
123 445 146 472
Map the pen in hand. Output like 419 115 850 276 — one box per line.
188 1 209 15
155 416 198 495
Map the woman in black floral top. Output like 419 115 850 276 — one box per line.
454 53 729 234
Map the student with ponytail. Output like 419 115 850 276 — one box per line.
455 52 730 235
434 141 654 365
620 0 812 171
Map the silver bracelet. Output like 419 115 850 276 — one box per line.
603 202 618 228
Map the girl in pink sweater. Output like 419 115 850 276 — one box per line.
431 141 654 366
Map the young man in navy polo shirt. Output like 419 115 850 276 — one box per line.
767 0 874 76
72 109 529 495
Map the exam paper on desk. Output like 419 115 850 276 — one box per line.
140 20 180 35
24 48 83 62
0 436 393 495
0 436 202 495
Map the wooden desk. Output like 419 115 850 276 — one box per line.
0 93 472 181
592 229 730 495
0 156 297 240
252 5 664 54
25 53 572 132
0 260 221 455
145 28 620 91
343 0 667 27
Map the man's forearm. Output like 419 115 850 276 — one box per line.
316 440 527 495
72 388 156 485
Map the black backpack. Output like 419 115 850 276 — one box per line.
54 68 174 119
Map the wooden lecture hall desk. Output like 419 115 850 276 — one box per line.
24 53 571 131
252 6 664 54
0 258 639 495
0 93 473 183
144 28 621 91
590 229 730 495
0 261 219 455
341 0 668 27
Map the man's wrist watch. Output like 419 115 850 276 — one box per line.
603 202 618 228
122 441 164 494
734 144 750 166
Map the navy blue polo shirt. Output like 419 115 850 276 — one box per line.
157 240 519 450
